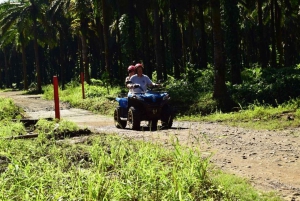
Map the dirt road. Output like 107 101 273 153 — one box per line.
1 90 299 201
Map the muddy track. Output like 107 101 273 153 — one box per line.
1 90 299 201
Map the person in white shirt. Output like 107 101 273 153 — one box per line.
127 63 159 93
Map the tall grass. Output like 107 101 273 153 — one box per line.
0 96 281 200
43 81 121 115
0 135 281 200
0 97 22 120
181 100 300 130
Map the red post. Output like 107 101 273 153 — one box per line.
81 72 85 99
53 76 60 120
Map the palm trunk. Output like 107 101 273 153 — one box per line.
3 49 10 88
275 1 283 68
33 18 42 93
224 0 242 84
59 34 66 89
128 0 136 60
81 34 90 84
170 4 180 78
257 0 268 68
21 42 28 90
270 0 277 68
198 1 208 69
139 5 151 77
153 2 163 80
211 0 228 102
101 0 112 82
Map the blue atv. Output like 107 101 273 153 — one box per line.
114 86 174 130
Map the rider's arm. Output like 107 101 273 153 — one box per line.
126 80 133 88
145 76 160 88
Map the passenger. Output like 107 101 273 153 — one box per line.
127 63 160 93
125 65 136 95
125 65 136 86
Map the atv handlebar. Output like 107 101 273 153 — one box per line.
133 84 140 88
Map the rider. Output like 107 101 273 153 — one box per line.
127 63 159 93
125 65 136 86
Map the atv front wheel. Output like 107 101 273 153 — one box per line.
114 108 127 129
128 107 141 130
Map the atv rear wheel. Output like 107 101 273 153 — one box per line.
128 107 141 130
161 105 174 129
114 108 127 129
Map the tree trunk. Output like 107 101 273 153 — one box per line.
21 42 28 90
283 0 295 67
140 10 151 77
187 0 195 65
81 34 90 84
160 14 167 81
97 21 106 73
270 0 277 68
257 0 268 68
211 0 230 108
224 0 242 84
198 1 208 69
101 0 112 82
127 0 136 61
170 3 181 78
275 1 283 68
3 49 10 88
33 18 42 93
153 2 163 80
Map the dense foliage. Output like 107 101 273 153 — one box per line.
0 0 299 109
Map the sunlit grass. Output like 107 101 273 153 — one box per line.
43 82 121 115
179 102 300 130
0 95 282 200
0 120 26 138
0 97 23 120
213 172 281 201
0 135 281 200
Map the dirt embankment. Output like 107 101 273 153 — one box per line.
1 90 299 201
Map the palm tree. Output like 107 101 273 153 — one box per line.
50 0 94 84
48 0 72 89
0 0 49 93
0 2 33 90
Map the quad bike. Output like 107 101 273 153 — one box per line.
114 85 174 130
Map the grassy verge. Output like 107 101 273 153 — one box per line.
179 100 300 130
43 82 300 131
0 135 281 200
0 91 282 200
43 81 120 116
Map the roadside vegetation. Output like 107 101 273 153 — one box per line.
0 98 281 200
1 65 298 200
42 65 300 131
